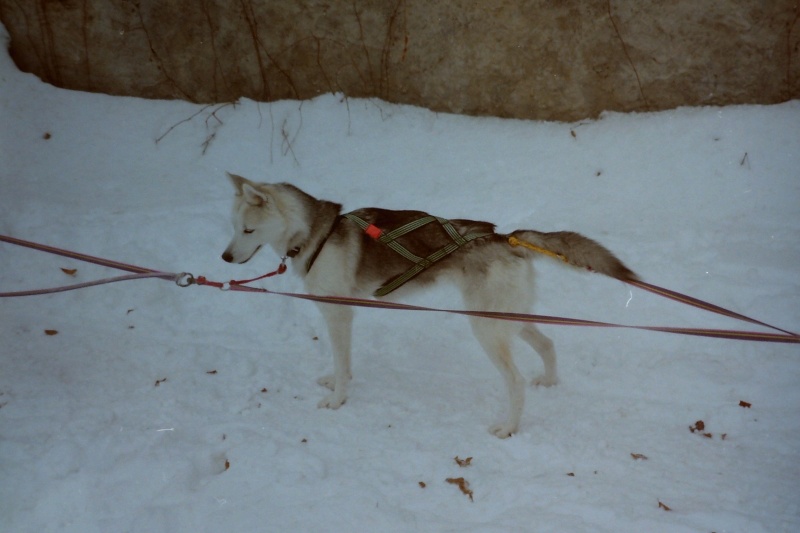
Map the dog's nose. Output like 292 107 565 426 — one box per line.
221 251 233 263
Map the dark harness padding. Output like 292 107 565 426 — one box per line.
343 212 493 296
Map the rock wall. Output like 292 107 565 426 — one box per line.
1 0 798 121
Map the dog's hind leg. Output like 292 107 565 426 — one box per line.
459 256 536 438
315 303 354 409
519 324 558 387
468 317 526 438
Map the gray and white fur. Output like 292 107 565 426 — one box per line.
222 173 637 438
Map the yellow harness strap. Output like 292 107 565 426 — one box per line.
508 235 569 264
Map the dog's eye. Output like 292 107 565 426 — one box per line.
243 228 255 234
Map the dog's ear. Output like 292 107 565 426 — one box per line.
226 172 248 195
227 172 269 207
242 182 269 207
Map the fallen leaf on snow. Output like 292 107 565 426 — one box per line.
454 456 472 467
689 420 705 433
446 477 474 501
61 268 77 276
630 453 648 460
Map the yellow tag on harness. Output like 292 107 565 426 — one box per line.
508 236 569 263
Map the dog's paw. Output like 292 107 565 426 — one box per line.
531 374 558 387
489 422 517 439
318 393 347 410
317 375 336 391
317 373 352 391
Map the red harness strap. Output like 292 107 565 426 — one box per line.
364 224 383 239
195 257 287 289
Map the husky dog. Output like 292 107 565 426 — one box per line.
222 173 637 438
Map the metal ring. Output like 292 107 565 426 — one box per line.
175 272 195 287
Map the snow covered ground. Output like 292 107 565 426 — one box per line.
1 23 799 532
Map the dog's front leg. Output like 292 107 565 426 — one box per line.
315 303 354 409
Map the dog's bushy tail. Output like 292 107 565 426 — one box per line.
510 230 639 282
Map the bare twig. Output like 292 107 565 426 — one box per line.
239 0 271 100
33 1 62 85
238 0 299 99
339 93 353 136
200 102 237 154
352 1 376 92
740 152 750 169
281 119 298 164
380 0 407 97
607 1 649 109
201 0 231 100
156 102 237 155
268 103 276 164
280 109 303 166
156 104 215 144
132 1 191 100
201 132 216 155
205 102 236 128
313 34 336 94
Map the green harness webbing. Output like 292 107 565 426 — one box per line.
343 213 492 297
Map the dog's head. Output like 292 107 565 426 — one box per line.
221 173 286 264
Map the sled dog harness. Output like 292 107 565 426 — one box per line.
300 216 343 274
343 213 493 297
